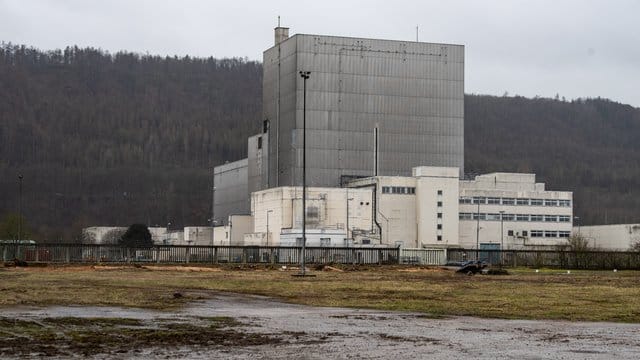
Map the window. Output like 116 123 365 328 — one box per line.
530 199 543 206
507 230 514 236
545 231 558 238
530 215 543 222
362 239 371 244
559 200 571 207
522 230 528 237
437 235 442 241
558 215 571 222
516 214 529 222
437 201 443 207
437 190 443 195
472 197 486 204
517 198 529 205
544 215 558 222
320 238 330 247
257 136 262 149
437 224 442 230
437 213 443 218
382 186 390 194
544 199 558 206
473 213 487 221
531 230 544 238
558 231 571 238
502 198 515 205
459 213 473 220
408 187 415 194
360 202 364 205
486 213 501 221
502 214 515 221
459 197 472 204
487 197 500 205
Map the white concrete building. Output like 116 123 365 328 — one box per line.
250 186 374 247
459 173 573 249
575 224 640 250
242 167 573 249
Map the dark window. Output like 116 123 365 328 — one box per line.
257 136 262 149
507 230 514 236
437 190 443 195
437 201 443 207
437 213 443 218
522 230 528 237
437 224 442 230
437 235 442 241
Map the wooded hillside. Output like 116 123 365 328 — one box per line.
1 43 638 241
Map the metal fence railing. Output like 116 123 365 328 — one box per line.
447 248 640 270
399 248 447 265
4 243 639 269
1 243 401 266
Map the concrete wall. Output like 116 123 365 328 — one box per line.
214 159 249 225
576 224 640 250
264 33 465 188
251 186 374 246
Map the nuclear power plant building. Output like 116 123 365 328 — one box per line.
215 28 465 224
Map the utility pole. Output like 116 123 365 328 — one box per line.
475 200 480 260
499 210 505 266
18 174 23 242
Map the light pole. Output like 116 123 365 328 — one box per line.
346 195 354 243
298 70 310 276
266 210 274 246
475 200 480 260
18 174 23 242
212 168 216 247
499 210 505 266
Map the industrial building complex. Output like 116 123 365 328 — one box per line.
206 26 582 251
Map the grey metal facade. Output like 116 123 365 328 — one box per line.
263 34 465 188
213 159 249 225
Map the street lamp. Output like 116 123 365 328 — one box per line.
266 210 274 246
346 196 354 243
298 70 310 276
499 210 505 266
18 174 23 242
475 200 480 260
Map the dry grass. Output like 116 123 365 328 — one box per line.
1 265 639 322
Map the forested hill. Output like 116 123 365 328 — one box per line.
1 43 639 241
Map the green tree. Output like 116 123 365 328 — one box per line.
119 224 153 247
0 212 31 240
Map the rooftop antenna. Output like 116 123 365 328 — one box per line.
278 15 280 27
416 25 419 42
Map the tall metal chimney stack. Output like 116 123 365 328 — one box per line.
274 27 289 45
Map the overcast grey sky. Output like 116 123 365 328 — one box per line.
1 0 639 107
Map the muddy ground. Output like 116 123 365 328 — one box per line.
1 292 639 359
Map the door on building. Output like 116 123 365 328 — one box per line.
479 243 501 264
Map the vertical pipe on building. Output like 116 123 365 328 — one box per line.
374 126 379 176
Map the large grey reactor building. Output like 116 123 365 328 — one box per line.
214 27 465 223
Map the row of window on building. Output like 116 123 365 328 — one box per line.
459 197 571 207
459 213 572 222
381 186 416 194
531 230 571 238
504 230 571 238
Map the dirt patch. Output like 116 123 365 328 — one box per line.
0 315 280 357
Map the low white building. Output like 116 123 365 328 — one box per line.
243 166 574 249
575 224 640 250
459 173 573 249
250 186 374 247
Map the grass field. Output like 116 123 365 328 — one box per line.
1 265 639 322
